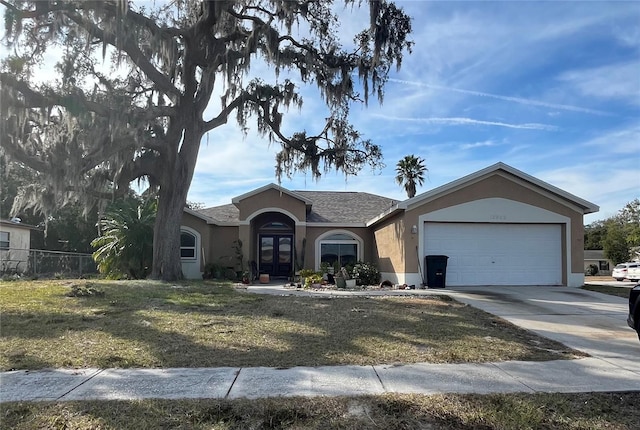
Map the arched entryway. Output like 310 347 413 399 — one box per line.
251 212 295 278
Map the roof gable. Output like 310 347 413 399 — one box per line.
398 162 599 214
231 183 313 205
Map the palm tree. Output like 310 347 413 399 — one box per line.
395 155 427 198
92 197 156 279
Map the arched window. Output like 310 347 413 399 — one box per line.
180 231 197 259
259 221 292 231
316 231 362 270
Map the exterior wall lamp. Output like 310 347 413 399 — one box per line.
411 225 418 234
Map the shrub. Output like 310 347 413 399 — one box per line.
351 261 381 286
203 263 223 279
585 264 599 276
223 268 237 281
304 273 323 288
299 269 317 279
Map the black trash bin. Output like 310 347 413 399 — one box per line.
425 255 449 288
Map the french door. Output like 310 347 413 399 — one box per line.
259 234 293 278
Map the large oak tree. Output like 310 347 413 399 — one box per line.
0 0 412 280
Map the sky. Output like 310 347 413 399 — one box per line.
2 1 637 225
189 1 639 225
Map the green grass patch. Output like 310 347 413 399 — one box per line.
1 279 583 371
2 392 638 429
582 284 631 298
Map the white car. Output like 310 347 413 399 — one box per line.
627 265 640 282
612 262 640 281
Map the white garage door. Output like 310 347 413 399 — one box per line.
424 223 562 286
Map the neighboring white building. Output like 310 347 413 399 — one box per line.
0 219 36 274
583 250 612 275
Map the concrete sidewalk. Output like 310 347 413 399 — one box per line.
3 356 640 403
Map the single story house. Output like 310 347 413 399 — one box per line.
0 219 36 274
181 162 599 287
583 250 612 275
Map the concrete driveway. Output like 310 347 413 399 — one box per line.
445 286 639 375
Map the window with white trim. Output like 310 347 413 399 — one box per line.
180 231 197 259
0 231 9 249
319 233 359 269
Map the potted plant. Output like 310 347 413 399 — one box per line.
241 271 251 284
336 266 356 288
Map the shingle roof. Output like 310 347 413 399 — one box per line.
584 250 606 260
197 204 239 224
295 191 396 223
195 191 397 224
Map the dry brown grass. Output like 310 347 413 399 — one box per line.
2 392 639 429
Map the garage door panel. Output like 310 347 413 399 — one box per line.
424 223 562 286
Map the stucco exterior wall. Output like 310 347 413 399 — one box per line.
210 226 242 269
236 189 307 223
372 213 405 275
181 213 240 271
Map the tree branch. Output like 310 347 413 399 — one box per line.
202 92 248 132
1 73 175 122
64 11 182 100
0 136 49 172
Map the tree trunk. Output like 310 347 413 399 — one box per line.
151 186 188 281
150 133 199 281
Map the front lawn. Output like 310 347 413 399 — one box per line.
0 280 582 371
582 284 632 298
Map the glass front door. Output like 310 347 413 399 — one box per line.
259 234 293 278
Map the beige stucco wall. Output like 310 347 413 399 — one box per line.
236 189 307 223
0 223 32 273
372 212 405 274
181 213 240 271
210 226 241 269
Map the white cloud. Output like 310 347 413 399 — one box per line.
460 139 500 150
581 125 640 155
389 78 611 116
557 62 640 106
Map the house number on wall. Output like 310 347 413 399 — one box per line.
490 214 507 221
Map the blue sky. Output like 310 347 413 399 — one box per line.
191 1 640 225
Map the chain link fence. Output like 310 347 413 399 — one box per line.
1 248 98 277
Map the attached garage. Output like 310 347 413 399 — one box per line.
382 163 600 288
424 222 562 286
